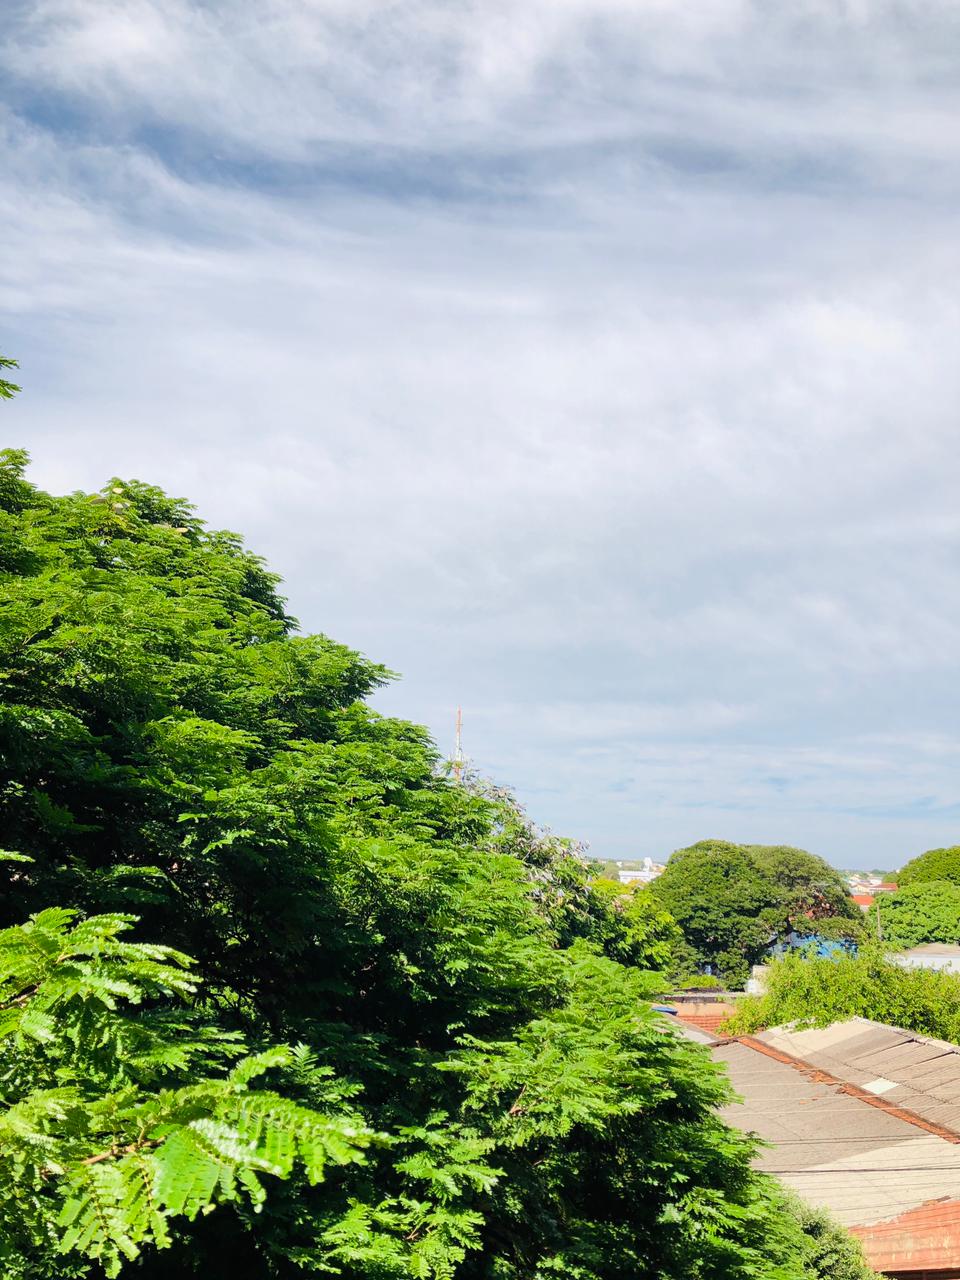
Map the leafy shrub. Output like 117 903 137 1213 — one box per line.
780 1195 877 1280
726 948 960 1042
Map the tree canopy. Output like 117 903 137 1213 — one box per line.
898 845 960 888
649 840 858 987
649 841 780 987
866 880 960 949
745 845 856 922
0 445 864 1278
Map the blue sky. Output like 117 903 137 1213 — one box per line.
4 1 960 870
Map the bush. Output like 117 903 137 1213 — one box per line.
726 947 960 1042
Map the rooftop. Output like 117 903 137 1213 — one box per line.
688 1017 960 1275
749 1017 960 1142
893 942 960 958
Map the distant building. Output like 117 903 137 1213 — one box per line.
769 931 853 959
664 991 738 1035
618 857 664 885
846 876 898 897
680 1016 960 1278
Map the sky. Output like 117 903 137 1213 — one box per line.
3 1 960 870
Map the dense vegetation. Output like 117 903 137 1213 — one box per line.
866 880 960 949
649 841 861 987
0 440 871 1278
898 845 960 888
727 948 960 1043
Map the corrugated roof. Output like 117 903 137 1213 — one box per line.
755 1018 960 1135
713 1036 960 1232
852 1197 960 1274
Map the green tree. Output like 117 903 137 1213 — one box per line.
0 449 851 1278
866 880 960 948
0 908 374 1279
649 841 781 987
650 842 861 986
586 878 681 972
898 846 960 888
746 845 859 925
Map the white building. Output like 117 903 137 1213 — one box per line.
618 857 664 885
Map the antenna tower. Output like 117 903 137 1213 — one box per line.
453 706 465 783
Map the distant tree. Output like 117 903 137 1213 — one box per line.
650 842 860 986
899 846 960 888
649 841 782 987
747 845 859 924
866 880 960 949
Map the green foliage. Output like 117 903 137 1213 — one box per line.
0 356 20 401
0 910 373 1278
585 878 681 971
866 880 960 948
898 845 960 888
745 846 858 922
459 773 635 954
727 948 960 1043
0 450 859 1278
650 842 781 987
651 841 859 987
777 1196 877 1280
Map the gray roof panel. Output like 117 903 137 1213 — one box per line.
713 1035 960 1227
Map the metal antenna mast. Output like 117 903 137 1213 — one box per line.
453 706 465 783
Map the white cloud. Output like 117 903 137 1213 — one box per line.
3 1 960 866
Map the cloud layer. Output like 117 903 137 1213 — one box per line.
3 0 960 867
